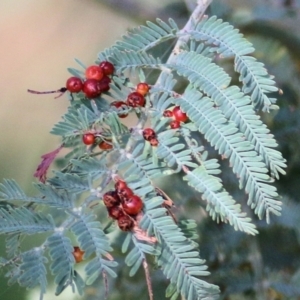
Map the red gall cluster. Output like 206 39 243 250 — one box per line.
82 133 113 150
109 82 150 119
103 179 143 231
72 246 85 263
28 61 115 99
142 128 159 147
163 106 188 129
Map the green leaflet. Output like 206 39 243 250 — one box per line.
0 206 54 234
189 16 277 111
114 18 179 52
169 80 281 221
184 166 258 235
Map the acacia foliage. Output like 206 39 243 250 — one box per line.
0 7 285 300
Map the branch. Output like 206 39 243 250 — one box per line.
164 0 213 66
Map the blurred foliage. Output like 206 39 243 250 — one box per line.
1 1 300 300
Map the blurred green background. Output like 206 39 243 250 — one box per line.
1 0 300 299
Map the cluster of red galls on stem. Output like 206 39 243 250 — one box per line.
141 105 188 147
103 179 143 231
71 179 143 264
28 61 115 99
29 60 188 152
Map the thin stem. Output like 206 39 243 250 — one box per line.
157 0 212 82
142 259 154 300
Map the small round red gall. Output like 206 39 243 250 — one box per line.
142 128 156 141
163 110 173 118
72 246 85 263
103 190 121 208
150 138 159 147
83 79 101 99
85 65 104 81
170 120 181 129
118 214 134 231
66 77 83 93
115 180 127 191
173 106 188 123
99 61 115 76
136 82 150 96
98 76 111 93
82 133 95 145
108 206 124 220
122 195 143 216
126 92 145 107
99 140 113 150
117 186 134 202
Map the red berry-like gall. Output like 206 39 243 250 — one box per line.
142 128 156 141
170 120 181 129
83 79 101 99
108 206 124 220
82 133 95 145
85 65 104 81
99 61 115 76
99 140 113 150
136 82 150 96
103 191 121 208
72 246 85 263
163 110 173 118
150 138 159 147
97 76 111 93
122 195 143 216
118 215 134 231
173 106 188 123
117 186 134 202
66 77 83 93
126 92 145 107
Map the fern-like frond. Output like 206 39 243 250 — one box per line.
177 219 199 243
0 179 73 208
6 233 20 258
139 193 220 300
0 179 32 202
51 105 96 138
47 233 78 295
218 87 286 178
171 51 232 100
104 111 129 136
156 130 198 172
85 257 117 287
150 92 176 129
110 50 161 74
18 248 48 297
188 16 278 111
150 72 177 96
171 86 281 221
0 206 54 234
118 143 166 183
71 212 113 258
191 16 254 57
171 51 285 178
184 166 258 235
48 172 90 194
70 156 107 178
71 213 117 284
114 18 178 52
124 234 157 277
34 183 74 208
